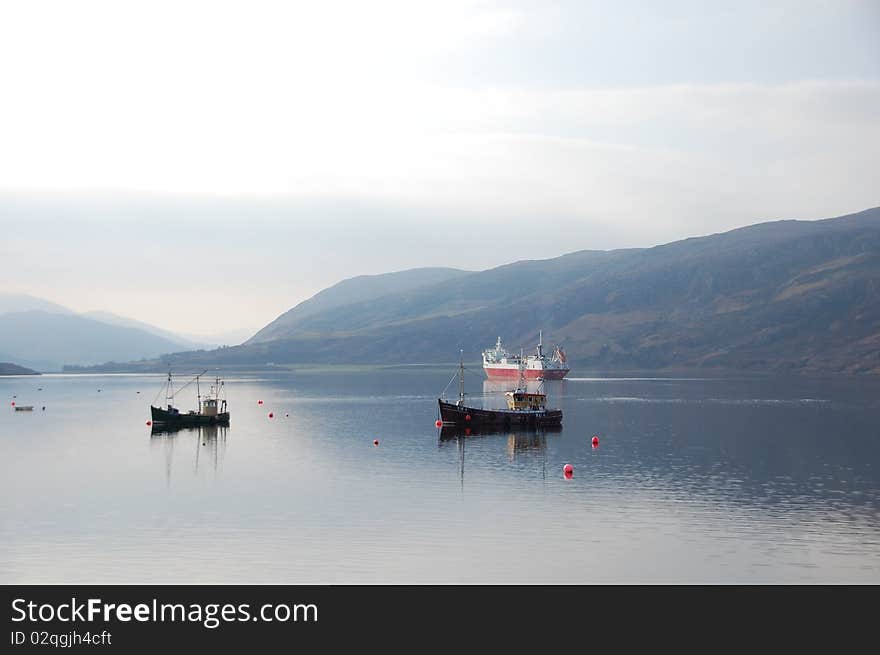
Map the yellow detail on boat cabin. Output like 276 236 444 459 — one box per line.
505 391 546 411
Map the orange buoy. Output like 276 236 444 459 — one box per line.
435 419 443 428
592 435 599 447
373 439 379 446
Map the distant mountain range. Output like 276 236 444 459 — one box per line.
0 362 39 376
0 293 73 316
69 206 880 375
0 294 254 371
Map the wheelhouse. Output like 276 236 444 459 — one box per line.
505 391 546 411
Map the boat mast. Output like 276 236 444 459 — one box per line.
196 374 201 413
537 330 543 358
458 349 465 405
518 348 526 391
165 370 174 407
216 375 226 414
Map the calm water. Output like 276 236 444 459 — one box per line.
1 368 879 583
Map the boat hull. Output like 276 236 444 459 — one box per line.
483 366 569 380
150 406 230 426
438 399 562 429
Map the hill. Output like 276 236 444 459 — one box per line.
0 311 194 371
249 267 471 342
70 207 880 375
0 362 39 375
0 293 74 316
81 310 209 349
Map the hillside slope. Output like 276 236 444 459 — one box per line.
249 267 471 342
73 207 880 375
0 311 193 371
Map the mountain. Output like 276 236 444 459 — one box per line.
0 293 218 349
0 362 39 375
249 267 471 342
81 310 208 349
70 207 880 375
0 293 74 316
0 311 193 371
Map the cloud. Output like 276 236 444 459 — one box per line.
0 2 877 333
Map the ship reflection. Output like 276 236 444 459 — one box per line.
150 423 228 484
438 425 559 488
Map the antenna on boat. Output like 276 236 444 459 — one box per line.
196 374 201 413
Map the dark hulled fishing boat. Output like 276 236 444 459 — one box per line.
437 352 562 430
150 371 229 427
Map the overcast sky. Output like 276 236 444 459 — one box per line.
1 0 878 335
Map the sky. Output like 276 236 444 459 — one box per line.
0 0 878 336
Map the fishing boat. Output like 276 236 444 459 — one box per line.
150 371 229 427
14 405 34 411
438 352 562 430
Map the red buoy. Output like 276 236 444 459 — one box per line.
373 439 379 446
592 435 599 447
268 412 274 419
285 413 289 418
258 400 263 405
10 401 14 406
146 420 152 426
464 427 471 436
563 463 574 478
435 419 443 428
465 414 471 421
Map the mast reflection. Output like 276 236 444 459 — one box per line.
438 425 560 489
150 423 228 483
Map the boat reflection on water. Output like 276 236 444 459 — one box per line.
150 423 228 483
438 424 561 442
438 425 560 488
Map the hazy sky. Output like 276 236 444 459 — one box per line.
1 0 878 335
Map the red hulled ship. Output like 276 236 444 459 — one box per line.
482 332 569 380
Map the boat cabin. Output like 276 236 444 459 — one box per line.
505 391 546 411
201 398 219 416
